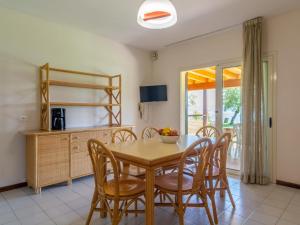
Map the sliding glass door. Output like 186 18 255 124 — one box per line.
183 58 274 175
220 65 242 171
186 66 216 134
185 63 242 171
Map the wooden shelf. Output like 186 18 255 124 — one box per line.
46 80 118 90
40 63 122 131
49 102 120 107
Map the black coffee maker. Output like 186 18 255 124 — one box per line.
51 108 66 130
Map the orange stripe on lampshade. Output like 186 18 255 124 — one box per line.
143 11 171 21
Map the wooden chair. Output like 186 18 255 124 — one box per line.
112 128 138 144
229 124 242 159
205 133 236 224
196 125 221 138
86 139 145 225
112 128 145 177
155 138 214 225
141 127 159 140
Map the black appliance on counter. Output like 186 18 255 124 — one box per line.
51 108 66 130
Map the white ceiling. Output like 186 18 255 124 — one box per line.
1 0 300 50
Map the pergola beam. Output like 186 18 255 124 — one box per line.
188 71 215 81
223 69 240 79
188 79 240 90
188 73 207 82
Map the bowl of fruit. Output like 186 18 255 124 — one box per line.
158 128 179 144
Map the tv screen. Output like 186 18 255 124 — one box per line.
140 85 167 102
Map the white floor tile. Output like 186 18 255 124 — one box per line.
248 211 279 225
7 196 37 210
263 198 290 210
53 211 82 225
35 220 56 225
276 219 298 225
281 211 300 225
0 176 299 225
2 221 22 225
254 204 284 217
0 204 13 216
46 203 73 218
55 191 82 203
243 219 265 225
36 197 64 210
66 196 90 210
285 204 300 215
14 205 43 220
2 190 28 201
19 211 50 225
218 211 247 225
0 212 18 225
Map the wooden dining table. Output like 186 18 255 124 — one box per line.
108 134 204 225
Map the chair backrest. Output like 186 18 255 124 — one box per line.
177 138 213 193
208 133 231 176
196 126 221 138
141 127 159 140
88 139 120 197
232 124 242 145
112 128 138 144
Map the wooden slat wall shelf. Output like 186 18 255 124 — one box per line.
40 63 122 131
47 80 119 90
49 102 120 107
24 63 126 193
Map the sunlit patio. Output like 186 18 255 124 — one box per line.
186 66 242 171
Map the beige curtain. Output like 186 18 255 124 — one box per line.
241 17 269 184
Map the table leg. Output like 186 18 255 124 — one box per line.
145 168 155 225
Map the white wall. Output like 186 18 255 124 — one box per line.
152 9 300 185
151 27 243 129
1 6 300 188
0 7 152 187
263 10 300 185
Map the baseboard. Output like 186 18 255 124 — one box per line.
276 180 300 189
0 182 27 193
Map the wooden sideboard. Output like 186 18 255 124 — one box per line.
24 126 133 193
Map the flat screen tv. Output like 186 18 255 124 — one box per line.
140 85 167 102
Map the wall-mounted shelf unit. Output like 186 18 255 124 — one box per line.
40 63 121 131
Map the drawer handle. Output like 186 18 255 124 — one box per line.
61 138 69 141
72 137 79 140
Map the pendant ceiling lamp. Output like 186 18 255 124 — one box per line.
137 0 177 29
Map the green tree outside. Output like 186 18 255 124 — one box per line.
223 88 241 126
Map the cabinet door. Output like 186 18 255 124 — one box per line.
38 135 70 186
70 130 112 178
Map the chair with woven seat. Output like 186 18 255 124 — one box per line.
86 139 145 225
196 125 221 138
183 126 221 172
206 133 235 224
112 128 145 177
155 138 214 225
141 127 159 140
228 124 242 159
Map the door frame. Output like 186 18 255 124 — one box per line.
216 62 242 132
180 60 242 134
179 55 277 182
263 53 277 183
